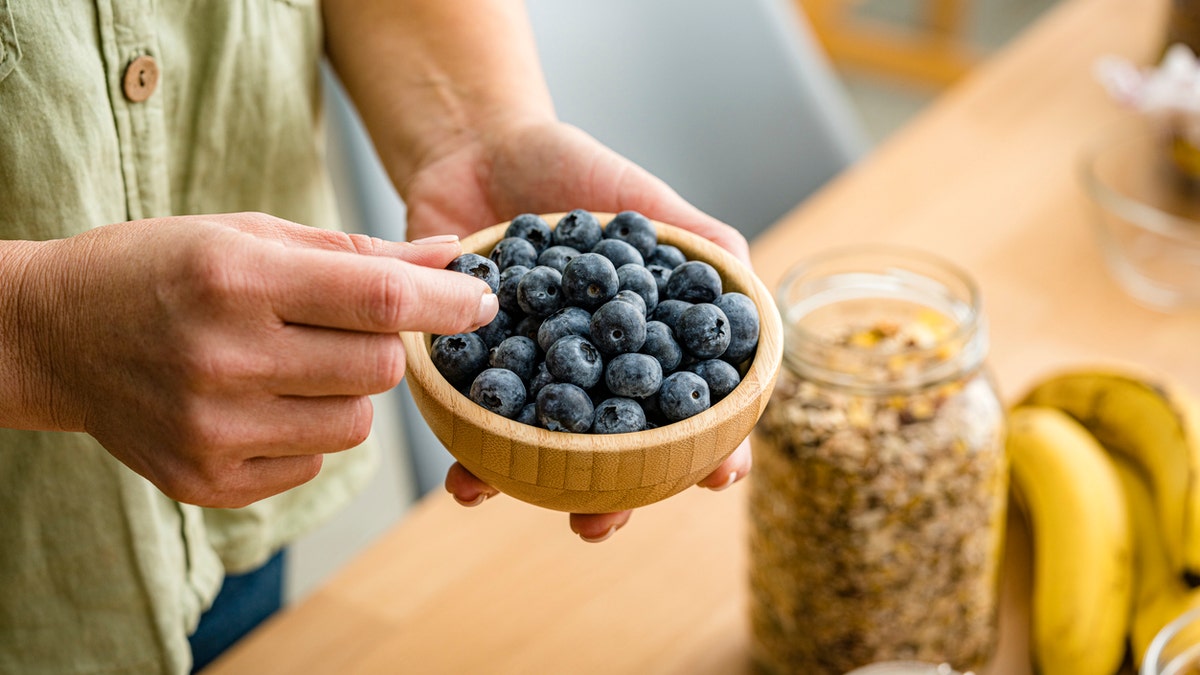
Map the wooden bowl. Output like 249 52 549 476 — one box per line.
399 214 783 513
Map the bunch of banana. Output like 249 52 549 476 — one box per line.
1006 405 1132 675
1011 368 1200 672
1021 371 1200 577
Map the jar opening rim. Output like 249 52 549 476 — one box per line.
775 245 986 389
778 245 983 339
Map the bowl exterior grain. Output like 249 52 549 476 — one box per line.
401 214 783 512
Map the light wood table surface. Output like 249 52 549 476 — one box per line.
210 0 1198 672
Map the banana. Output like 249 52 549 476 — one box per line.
1111 454 1199 666
1020 369 1200 577
1007 405 1133 675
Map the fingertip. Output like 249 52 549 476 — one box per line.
473 292 499 330
445 462 499 507
697 439 752 490
570 511 632 543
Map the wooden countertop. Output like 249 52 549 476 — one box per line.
210 0 1197 672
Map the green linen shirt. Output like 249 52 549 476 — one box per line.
0 1 377 672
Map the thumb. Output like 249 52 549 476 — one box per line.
604 165 751 265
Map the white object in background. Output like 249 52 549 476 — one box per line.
845 662 969 675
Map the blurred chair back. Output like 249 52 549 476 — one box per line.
528 0 868 240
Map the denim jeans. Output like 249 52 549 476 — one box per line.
188 549 286 673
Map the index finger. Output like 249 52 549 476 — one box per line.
227 212 467 268
264 245 497 335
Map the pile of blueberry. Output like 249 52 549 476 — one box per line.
431 210 759 434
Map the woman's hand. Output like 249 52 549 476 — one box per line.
0 213 496 508
401 117 750 264
399 118 753 542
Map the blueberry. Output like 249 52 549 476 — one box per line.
431 332 488 387
537 245 581 273
589 299 647 355
516 402 540 427
473 307 515 349
640 320 683 373
605 353 663 399
537 383 595 432
446 253 500 292
544 334 603 389
489 335 539 383
651 299 692 333
527 361 555 399
516 265 564 317
612 289 647 317
713 292 760 364
537 306 592 352
687 359 741 401
497 265 529 314
490 237 539 271
469 368 527 419
514 314 543 341
616 263 658 314
553 210 603 251
591 397 648 434
676 303 731 359
505 214 553 254
647 264 672 302
658 371 711 422
646 244 686 270
590 238 644 269
666 260 722 303
561 252 619 310
603 211 657 259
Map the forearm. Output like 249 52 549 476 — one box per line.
322 0 556 190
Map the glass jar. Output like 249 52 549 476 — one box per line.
1168 1 1200 57
748 247 1007 675
1143 607 1200 675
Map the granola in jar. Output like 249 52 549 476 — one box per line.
748 248 1006 675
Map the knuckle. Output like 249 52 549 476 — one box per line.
344 232 384 255
181 240 246 304
339 397 374 450
362 266 408 330
177 344 258 392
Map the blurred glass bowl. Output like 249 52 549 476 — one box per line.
1081 117 1200 311
1143 607 1200 675
844 662 966 675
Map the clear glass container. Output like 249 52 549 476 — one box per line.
1081 115 1200 312
748 247 1007 675
1168 1 1200 57
846 662 969 675
1143 608 1200 675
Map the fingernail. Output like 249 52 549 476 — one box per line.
453 493 490 507
410 234 460 245
580 525 619 544
475 292 498 327
708 471 739 491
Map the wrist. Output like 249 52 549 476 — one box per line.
0 238 84 431
392 109 556 200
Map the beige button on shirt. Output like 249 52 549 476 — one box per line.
0 2 377 672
